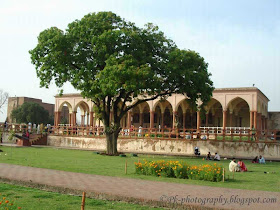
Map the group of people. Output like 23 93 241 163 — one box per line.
194 148 221 161
252 155 266 164
206 152 221 161
229 158 248 172
195 149 267 173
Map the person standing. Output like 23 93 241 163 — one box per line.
138 125 142 137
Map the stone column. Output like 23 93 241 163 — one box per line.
253 111 257 129
54 111 61 126
72 111 77 126
161 113 164 127
197 111 201 130
90 112 94 127
69 113 72 126
183 112 186 129
87 114 89 126
222 110 227 130
127 111 132 128
150 111 154 128
262 115 265 130
250 111 254 129
205 113 209 127
258 113 262 130
54 112 58 126
139 112 143 126
172 111 177 129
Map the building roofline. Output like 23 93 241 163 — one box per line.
56 87 270 101
213 87 269 101
8 96 54 105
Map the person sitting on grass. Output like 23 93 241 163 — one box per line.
206 152 212 160
194 146 200 156
259 155 266 164
229 158 240 172
252 156 259 163
213 152 220 161
238 159 247 172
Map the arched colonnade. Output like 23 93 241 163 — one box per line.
54 88 269 131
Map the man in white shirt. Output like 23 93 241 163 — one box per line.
214 152 220 161
259 155 266 164
229 158 240 172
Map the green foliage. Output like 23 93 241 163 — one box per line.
8 130 15 141
0 146 280 192
11 102 51 124
29 12 214 154
0 183 161 210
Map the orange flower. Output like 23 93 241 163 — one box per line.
5 200 9 203
3 197 6 200
18 207 22 209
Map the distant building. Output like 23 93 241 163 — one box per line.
7 97 68 124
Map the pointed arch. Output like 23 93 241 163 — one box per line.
58 101 73 113
74 100 90 114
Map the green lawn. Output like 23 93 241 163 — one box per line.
0 146 279 192
0 182 163 210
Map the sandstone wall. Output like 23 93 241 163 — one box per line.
47 136 280 160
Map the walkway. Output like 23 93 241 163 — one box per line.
0 163 279 209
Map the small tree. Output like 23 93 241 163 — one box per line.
29 12 214 155
11 102 50 124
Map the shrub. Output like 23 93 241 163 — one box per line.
135 160 223 182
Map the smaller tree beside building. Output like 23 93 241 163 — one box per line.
11 102 51 124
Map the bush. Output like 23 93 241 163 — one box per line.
135 160 223 182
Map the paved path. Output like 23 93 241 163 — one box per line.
0 163 279 209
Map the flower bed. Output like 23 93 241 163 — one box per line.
135 160 223 182
0 193 21 209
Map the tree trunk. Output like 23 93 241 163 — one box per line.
106 130 119 155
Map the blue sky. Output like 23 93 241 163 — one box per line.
0 0 279 121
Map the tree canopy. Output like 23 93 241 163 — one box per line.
11 102 51 124
29 12 214 155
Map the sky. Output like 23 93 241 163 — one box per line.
0 0 280 121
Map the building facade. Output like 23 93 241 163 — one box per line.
7 97 68 124
54 87 271 131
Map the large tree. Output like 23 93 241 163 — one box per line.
11 102 51 124
29 12 213 155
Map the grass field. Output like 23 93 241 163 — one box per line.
0 146 279 192
0 182 163 210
